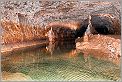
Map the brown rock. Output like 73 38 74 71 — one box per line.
2 71 32 81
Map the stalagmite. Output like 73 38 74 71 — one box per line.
85 15 92 35
47 27 56 42
83 15 92 42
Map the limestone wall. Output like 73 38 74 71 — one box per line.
0 1 121 44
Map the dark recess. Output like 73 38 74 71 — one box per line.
91 15 114 35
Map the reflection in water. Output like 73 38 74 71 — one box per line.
46 41 57 56
1 41 120 81
46 41 75 55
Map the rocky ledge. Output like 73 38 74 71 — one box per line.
76 35 121 62
1 40 48 56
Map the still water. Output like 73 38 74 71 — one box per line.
1 41 120 81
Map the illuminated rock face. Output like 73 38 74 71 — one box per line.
1 21 46 44
76 35 121 57
0 1 121 44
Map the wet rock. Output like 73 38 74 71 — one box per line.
1 40 48 55
76 35 121 58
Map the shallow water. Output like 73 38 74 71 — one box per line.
1 41 120 81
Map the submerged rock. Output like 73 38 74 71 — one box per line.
2 71 32 81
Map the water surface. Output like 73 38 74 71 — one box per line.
1 41 120 81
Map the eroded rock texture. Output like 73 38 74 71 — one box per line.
76 35 121 58
0 1 121 44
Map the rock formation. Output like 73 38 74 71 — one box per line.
76 35 121 58
0 1 120 43
0 1 121 53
